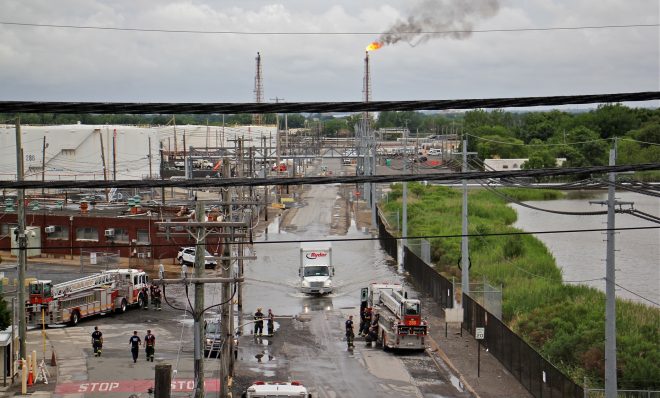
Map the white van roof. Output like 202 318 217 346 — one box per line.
246 382 308 396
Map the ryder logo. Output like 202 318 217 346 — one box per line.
305 252 328 259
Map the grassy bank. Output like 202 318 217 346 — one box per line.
382 183 659 390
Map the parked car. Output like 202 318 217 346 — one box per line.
176 247 217 269
204 317 222 358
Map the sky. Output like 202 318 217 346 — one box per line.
0 0 658 104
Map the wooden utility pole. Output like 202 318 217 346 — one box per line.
41 136 46 196
98 130 109 201
112 129 117 181
192 201 205 398
220 161 232 398
15 117 27 363
173 116 178 156
148 136 153 179
156 206 249 398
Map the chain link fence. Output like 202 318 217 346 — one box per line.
463 293 584 397
80 250 120 272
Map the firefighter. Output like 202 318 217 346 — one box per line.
144 329 156 362
266 309 275 336
129 331 142 363
360 308 372 336
140 286 149 310
91 326 103 357
345 315 355 348
254 307 264 336
151 285 162 310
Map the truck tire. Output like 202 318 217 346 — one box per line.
70 311 80 326
382 332 388 352
137 295 145 309
117 298 128 313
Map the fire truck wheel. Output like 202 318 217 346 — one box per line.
70 311 80 326
137 295 145 309
381 332 388 352
117 299 128 313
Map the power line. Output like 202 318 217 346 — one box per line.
466 132 611 147
620 137 660 146
0 163 658 190
613 282 660 307
1 92 659 114
0 21 656 36
5 225 658 252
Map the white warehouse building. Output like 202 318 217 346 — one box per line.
0 124 276 181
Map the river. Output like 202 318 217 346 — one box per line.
512 190 659 306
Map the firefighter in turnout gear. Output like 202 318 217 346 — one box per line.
144 330 156 362
267 309 275 336
151 286 162 310
91 326 103 357
254 308 264 336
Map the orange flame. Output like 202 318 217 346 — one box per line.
366 41 383 51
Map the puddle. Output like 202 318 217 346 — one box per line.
449 374 464 392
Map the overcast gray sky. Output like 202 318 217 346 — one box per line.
1 0 658 103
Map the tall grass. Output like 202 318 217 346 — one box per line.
383 183 660 390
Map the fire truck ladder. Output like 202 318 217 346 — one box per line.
51 273 116 298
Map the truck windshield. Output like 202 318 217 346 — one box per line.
29 283 42 295
404 302 419 315
206 322 220 334
304 266 329 277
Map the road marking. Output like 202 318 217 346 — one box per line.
55 379 220 394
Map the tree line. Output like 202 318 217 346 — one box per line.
3 103 658 172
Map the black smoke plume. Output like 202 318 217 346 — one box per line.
379 0 500 46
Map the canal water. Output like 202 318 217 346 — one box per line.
512 191 659 306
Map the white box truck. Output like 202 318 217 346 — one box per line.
299 242 334 295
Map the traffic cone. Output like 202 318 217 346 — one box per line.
27 368 34 386
50 351 57 366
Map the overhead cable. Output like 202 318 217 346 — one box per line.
0 21 656 35
1 92 659 114
0 163 658 189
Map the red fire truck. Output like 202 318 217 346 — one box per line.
361 283 428 351
26 268 150 326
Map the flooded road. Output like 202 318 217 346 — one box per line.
235 158 470 397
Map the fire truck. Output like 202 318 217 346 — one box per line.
26 268 150 326
361 283 428 351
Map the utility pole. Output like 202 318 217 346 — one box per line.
459 136 477 299
461 137 469 296
148 136 153 179
41 136 47 197
220 160 232 398
15 118 27 362
604 142 618 398
98 130 109 201
192 201 205 398
112 129 117 181
589 138 631 398
401 123 408 266
156 205 249 398
173 116 178 157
